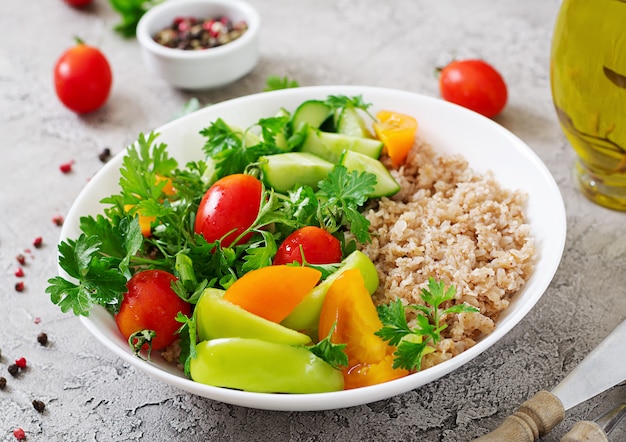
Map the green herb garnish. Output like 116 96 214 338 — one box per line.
376 278 479 371
264 76 300 91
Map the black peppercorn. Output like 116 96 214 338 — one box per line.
37 332 48 346
0 376 6 389
8 364 19 377
32 399 45 413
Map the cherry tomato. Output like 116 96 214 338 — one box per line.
438 59 508 118
194 174 262 248
54 40 112 114
273 226 342 265
63 0 93 6
115 270 192 351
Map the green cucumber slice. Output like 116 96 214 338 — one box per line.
335 107 373 139
259 152 334 192
300 128 383 163
291 100 332 132
340 150 400 197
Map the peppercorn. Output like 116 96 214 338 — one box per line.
33 237 43 248
32 399 45 413
98 147 111 163
13 428 26 440
16 254 26 265
52 215 64 226
60 161 74 174
15 358 27 369
15 281 25 292
8 364 19 377
153 15 248 50
15 267 25 277
0 376 6 389
37 332 48 346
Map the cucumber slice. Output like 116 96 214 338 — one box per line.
340 150 400 197
259 152 334 192
291 100 332 132
270 108 291 151
335 107 373 139
300 128 383 163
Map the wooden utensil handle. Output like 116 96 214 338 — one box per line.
560 421 608 442
473 390 565 442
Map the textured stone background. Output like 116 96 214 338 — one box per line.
1 0 625 441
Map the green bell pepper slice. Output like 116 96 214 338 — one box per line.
281 250 379 335
190 337 344 393
195 288 311 346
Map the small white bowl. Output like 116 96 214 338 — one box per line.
136 0 260 90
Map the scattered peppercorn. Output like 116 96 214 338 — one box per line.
52 215 64 226
13 428 26 440
15 281 25 292
33 237 43 248
37 332 48 346
8 364 19 377
98 147 112 163
15 267 25 277
153 15 248 50
0 376 6 389
33 317 41 324
32 399 45 413
60 160 74 174
15 358 27 369
16 254 26 265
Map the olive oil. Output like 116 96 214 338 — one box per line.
550 0 626 210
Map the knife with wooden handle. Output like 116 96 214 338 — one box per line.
473 318 626 442
561 400 626 442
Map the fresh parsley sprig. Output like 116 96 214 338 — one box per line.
108 0 161 38
375 278 479 371
264 76 300 92
308 323 348 370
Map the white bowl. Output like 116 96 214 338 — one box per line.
136 0 260 90
60 86 567 411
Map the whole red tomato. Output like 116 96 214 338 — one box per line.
115 270 191 351
194 174 262 248
438 59 508 118
63 0 93 6
274 226 342 265
54 40 112 114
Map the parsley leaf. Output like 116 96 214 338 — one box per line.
375 278 479 371
308 323 348 370
324 95 374 119
316 166 376 243
176 312 197 377
200 118 281 178
108 0 161 38
264 75 300 91
46 234 128 316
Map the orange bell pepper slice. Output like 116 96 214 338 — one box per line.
224 265 322 323
318 269 408 388
373 110 418 168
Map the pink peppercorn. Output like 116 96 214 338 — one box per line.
15 357 27 369
60 161 74 174
15 281 25 292
15 267 24 277
52 215 64 226
33 237 43 248
13 428 26 440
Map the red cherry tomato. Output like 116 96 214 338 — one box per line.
54 40 112 114
438 59 508 118
194 174 262 248
63 0 93 6
273 226 342 265
115 270 192 351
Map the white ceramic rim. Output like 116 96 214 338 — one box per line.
58 85 567 411
136 0 260 59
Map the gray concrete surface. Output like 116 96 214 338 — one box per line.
1 0 626 441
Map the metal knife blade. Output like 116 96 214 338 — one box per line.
551 318 626 410
474 317 626 442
